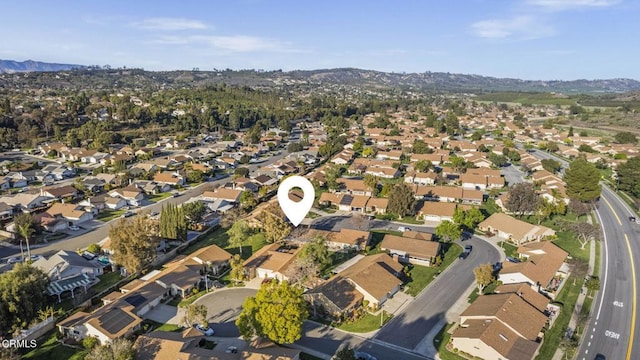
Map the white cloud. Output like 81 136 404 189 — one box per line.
471 15 555 39
150 35 301 53
525 0 620 11
132 18 209 31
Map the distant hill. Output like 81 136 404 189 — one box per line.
0 60 639 94
0 59 85 73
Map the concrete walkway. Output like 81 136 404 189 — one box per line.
552 224 597 360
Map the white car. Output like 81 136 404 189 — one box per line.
398 226 411 232
7 257 22 264
195 324 214 336
69 225 80 231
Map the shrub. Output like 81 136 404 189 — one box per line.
82 337 99 349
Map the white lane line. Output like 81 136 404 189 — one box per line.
588 342 591 346
595 208 610 321
586 350 589 354
591 334 594 339
593 328 596 332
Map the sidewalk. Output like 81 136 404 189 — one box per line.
552 233 597 360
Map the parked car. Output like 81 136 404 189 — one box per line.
630 216 636 222
7 257 22 264
225 346 238 354
122 211 134 218
398 226 411 232
459 245 472 259
82 252 97 260
30 255 44 262
354 351 377 360
506 256 520 263
69 225 80 231
195 324 214 336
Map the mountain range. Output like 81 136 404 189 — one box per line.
0 59 85 73
1 59 640 94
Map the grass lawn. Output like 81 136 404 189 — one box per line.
337 311 392 333
166 297 182 307
143 319 184 332
433 323 466 360
305 211 321 219
149 192 172 203
226 233 267 260
405 243 463 297
321 251 357 277
467 281 499 303
183 227 230 254
395 216 424 225
552 231 589 262
535 275 584 360
96 209 126 222
498 241 519 258
178 289 213 308
90 272 124 294
23 331 87 360
480 198 500 217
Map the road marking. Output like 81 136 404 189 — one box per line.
586 349 589 354
605 330 621 339
593 328 596 332
614 301 625 308
588 342 591 346
625 233 637 360
595 208 610 321
591 334 594 339
602 195 622 225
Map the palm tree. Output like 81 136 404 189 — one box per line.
17 223 34 261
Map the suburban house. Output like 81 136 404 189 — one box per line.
405 171 437 186
0 193 51 212
478 213 556 245
109 185 145 206
302 228 371 252
380 233 440 266
451 285 550 360
32 250 104 302
152 171 185 187
0 202 14 220
499 241 569 295
40 185 79 202
307 253 403 315
42 202 94 227
244 243 301 281
188 244 232 275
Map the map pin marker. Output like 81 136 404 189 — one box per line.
277 175 315 227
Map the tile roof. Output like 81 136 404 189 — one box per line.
380 234 441 260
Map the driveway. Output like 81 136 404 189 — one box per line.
144 304 183 325
193 288 258 337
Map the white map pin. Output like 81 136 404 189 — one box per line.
277 175 315 227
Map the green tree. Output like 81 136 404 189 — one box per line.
414 160 432 172
230 254 245 283
362 147 376 158
567 126 574 137
16 222 34 261
0 263 49 336
541 158 562 174
299 236 330 269
109 216 159 275
82 337 99 350
186 169 205 183
260 204 292 243
453 207 485 231
85 338 135 360
449 155 467 173
334 346 357 360
240 191 257 210
363 174 379 193
227 220 251 257
185 304 209 327
387 183 416 217
435 220 462 242
617 156 640 197
325 164 342 190
615 131 637 144
236 281 308 344
564 157 602 202
182 201 206 225
87 243 102 254
234 167 250 178
160 203 187 241
473 263 494 293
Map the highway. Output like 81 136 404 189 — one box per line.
529 149 640 360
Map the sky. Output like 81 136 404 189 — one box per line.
1 0 638 80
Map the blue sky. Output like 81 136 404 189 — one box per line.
1 0 638 80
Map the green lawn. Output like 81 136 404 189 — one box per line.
142 319 184 332
91 272 124 294
23 331 87 360
433 323 466 360
96 209 126 222
467 281 499 303
321 251 357 277
337 311 392 333
395 216 424 225
480 198 500 217
498 241 519 258
552 231 589 262
178 289 213 308
305 211 321 219
149 192 172 203
405 243 463 297
225 233 267 260
183 227 230 254
535 275 584 360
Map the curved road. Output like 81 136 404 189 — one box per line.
529 149 640 360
